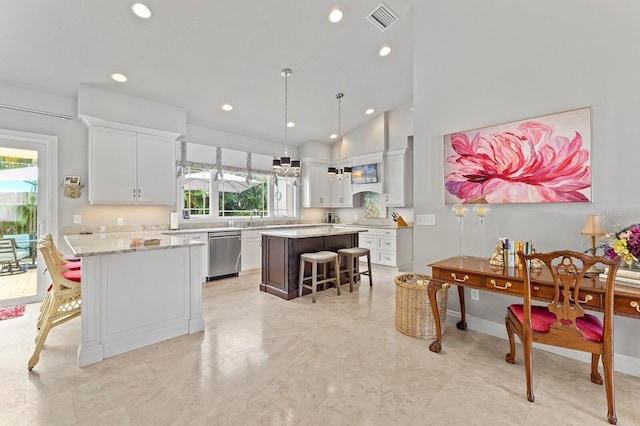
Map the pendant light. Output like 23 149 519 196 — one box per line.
273 68 301 178
328 92 351 180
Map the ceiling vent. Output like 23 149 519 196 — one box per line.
367 3 398 32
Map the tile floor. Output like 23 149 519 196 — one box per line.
0 266 638 425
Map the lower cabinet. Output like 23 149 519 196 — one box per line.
358 227 413 270
179 232 208 282
241 230 262 271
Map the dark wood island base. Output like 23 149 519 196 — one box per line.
260 226 366 300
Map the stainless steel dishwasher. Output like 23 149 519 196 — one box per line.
208 230 241 280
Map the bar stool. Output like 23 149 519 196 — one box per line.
299 251 340 303
338 247 372 292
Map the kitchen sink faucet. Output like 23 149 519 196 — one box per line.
250 209 262 226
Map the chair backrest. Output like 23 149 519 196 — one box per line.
0 238 18 262
3 233 31 250
37 238 79 292
517 250 622 338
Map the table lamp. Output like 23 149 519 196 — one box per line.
581 214 605 273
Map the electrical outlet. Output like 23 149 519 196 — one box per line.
470 289 480 301
416 214 436 226
117 218 124 226
73 214 81 224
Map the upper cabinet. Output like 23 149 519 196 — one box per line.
86 121 178 205
329 173 354 207
301 158 356 208
302 160 330 207
385 148 413 207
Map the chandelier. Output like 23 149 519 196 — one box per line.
273 68 301 178
328 92 351 180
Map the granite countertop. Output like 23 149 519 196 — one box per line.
335 223 411 229
163 223 320 235
64 231 205 257
259 225 369 239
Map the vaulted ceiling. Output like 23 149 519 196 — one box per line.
0 1 414 145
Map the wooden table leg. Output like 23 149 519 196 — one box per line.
456 285 467 330
427 278 450 353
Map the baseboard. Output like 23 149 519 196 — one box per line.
445 309 640 378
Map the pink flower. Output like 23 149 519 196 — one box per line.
445 121 590 203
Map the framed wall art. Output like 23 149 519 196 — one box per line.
443 107 592 205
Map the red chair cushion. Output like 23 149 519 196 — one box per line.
61 269 81 282
62 261 81 271
508 304 603 342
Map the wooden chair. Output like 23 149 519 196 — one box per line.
28 238 81 371
0 238 26 274
505 250 623 424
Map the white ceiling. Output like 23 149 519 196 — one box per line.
0 1 414 145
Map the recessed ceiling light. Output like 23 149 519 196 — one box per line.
222 104 233 111
365 108 375 115
379 46 392 57
330 134 338 139
287 122 295 128
111 73 128 83
131 3 152 19
329 8 343 23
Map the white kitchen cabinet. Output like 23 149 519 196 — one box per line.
329 175 355 207
88 124 176 205
241 229 262 271
302 158 358 208
385 148 413 207
302 159 330 207
179 232 208 281
358 227 413 270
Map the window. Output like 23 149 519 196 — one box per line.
182 166 287 219
178 143 299 220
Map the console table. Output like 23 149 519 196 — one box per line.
426 256 640 353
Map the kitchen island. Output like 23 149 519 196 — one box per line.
260 225 367 300
64 231 205 367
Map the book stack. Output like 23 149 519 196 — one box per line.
599 267 640 288
499 238 533 269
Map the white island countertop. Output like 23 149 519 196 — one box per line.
64 231 204 257
259 225 368 239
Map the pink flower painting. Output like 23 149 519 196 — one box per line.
444 108 592 204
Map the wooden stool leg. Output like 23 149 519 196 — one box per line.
349 254 355 292
299 259 305 298
334 257 341 296
311 260 318 303
366 252 372 286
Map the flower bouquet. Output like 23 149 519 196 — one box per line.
604 223 640 266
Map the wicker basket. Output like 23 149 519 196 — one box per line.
395 274 448 339
63 184 82 198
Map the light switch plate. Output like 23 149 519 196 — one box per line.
73 215 81 224
117 218 124 226
416 214 436 226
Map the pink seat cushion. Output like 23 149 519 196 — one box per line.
508 304 603 342
61 269 81 282
62 261 81 271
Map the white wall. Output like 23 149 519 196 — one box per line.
414 1 640 360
